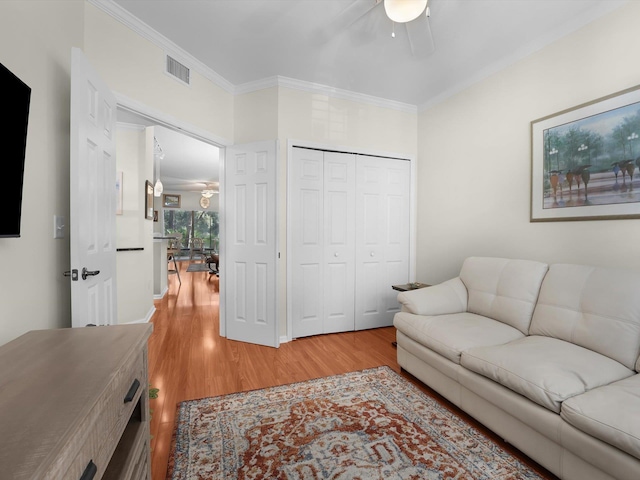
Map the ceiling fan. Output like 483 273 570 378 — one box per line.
325 0 436 57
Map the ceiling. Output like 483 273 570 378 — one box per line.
153 125 220 193
111 0 625 107
117 107 220 193
112 0 625 193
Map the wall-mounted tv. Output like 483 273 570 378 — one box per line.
0 62 31 238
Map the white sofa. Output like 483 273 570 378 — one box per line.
394 257 640 480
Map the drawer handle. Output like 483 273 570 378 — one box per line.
79 460 97 480
124 378 140 403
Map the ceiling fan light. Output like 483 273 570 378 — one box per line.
384 0 428 23
201 189 216 198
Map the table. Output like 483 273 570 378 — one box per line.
392 282 430 292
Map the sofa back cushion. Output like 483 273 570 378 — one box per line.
530 264 640 370
459 257 549 334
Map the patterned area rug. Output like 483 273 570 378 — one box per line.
166 366 545 479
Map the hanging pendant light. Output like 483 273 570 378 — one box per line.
153 137 164 197
384 0 428 23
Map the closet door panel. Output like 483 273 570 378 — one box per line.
323 152 356 333
384 160 411 316
355 156 410 330
291 148 325 338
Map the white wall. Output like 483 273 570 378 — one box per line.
417 1 640 284
83 2 234 143
0 1 84 346
115 125 154 323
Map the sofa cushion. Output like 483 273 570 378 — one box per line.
530 264 640 370
461 336 634 413
460 257 548 334
561 375 640 460
397 277 467 316
393 311 525 364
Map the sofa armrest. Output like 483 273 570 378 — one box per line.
397 277 468 316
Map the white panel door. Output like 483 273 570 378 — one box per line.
291 149 356 337
291 148 324 338
225 141 278 347
70 48 117 327
355 156 410 330
323 152 356 333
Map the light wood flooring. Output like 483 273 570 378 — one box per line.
148 261 556 480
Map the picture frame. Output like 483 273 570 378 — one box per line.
163 193 181 208
531 84 640 222
145 180 154 220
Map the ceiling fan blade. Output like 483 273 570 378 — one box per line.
313 0 381 44
405 14 435 57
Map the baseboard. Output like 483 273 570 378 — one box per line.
280 335 290 344
153 286 168 300
122 305 156 325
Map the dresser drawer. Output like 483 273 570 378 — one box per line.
101 350 146 446
59 350 147 480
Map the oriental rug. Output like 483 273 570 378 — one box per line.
166 366 545 479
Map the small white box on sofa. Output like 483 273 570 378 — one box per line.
394 257 640 480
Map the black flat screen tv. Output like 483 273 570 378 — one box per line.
0 62 31 238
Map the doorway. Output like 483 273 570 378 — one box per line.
114 104 224 326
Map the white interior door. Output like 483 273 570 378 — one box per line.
322 152 356 333
355 156 410 330
290 148 356 338
224 140 278 347
291 148 324 338
70 48 117 327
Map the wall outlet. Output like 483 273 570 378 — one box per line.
54 215 65 239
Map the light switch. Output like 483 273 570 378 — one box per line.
54 215 65 239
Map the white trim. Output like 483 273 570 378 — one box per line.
218 147 226 339
116 121 145 131
122 305 156 324
89 0 235 94
153 286 168 300
286 139 417 342
279 335 290 344
237 76 417 114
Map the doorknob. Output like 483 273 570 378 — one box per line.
334 252 339 257
81 267 100 280
370 252 375 257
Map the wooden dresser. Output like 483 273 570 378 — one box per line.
0 323 153 480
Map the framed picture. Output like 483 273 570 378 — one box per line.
145 181 154 220
531 84 640 221
163 193 181 208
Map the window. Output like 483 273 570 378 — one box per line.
164 209 219 251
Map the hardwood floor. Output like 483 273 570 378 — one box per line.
148 261 557 480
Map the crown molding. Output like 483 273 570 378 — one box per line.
88 0 235 94
237 76 418 114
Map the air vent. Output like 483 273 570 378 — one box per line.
165 55 190 85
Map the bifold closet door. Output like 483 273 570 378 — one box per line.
291 148 356 338
354 156 410 330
